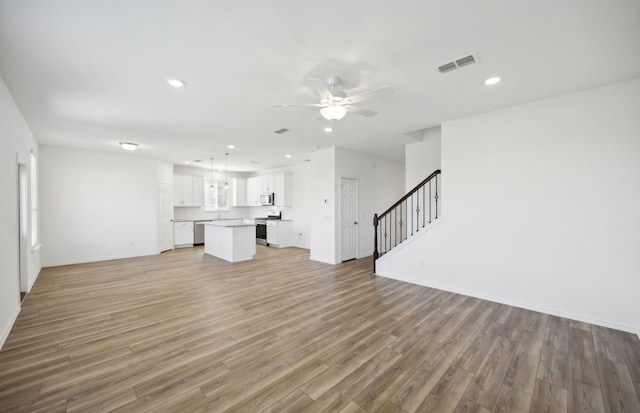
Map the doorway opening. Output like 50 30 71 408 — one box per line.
17 161 28 303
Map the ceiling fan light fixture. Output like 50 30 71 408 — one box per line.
320 105 347 121
119 142 138 151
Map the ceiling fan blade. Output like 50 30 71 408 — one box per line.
272 103 323 108
305 78 334 100
347 106 378 117
342 86 393 105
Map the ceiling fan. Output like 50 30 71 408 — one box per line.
273 75 393 121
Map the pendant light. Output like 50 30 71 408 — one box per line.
224 153 229 190
209 157 215 194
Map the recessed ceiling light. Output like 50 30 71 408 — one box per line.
227 144 235 149
484 76 501 86
184 161 190 164
324 127 333 133
119 142 138 151
285 154 292 159
167 78 186 88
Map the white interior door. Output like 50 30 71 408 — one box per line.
158 183 174 252
340 177 358 262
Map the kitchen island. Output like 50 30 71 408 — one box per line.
201 220 256 262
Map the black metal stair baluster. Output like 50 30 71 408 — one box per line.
411 194 414 236
416 188 420 233
373 214 378 264
422 186 427 228
429 180 432 224
435 175 439 219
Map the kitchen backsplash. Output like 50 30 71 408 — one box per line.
174 206 291 221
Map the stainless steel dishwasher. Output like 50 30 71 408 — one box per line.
193 220 212 245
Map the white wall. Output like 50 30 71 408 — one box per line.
309 148 337 263
335 148 405 259
378 78 640 334
289 163 311 249
405 126 441 192
40 146 166 266
0 75 40 348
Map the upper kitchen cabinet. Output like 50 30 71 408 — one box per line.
193 176 204 206
259 175 275 194
273 173 292 206
246 177 260 206
232 178 246 207
173 174 204 207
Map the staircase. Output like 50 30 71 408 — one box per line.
373 170 441 272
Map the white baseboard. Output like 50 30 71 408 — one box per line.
42 251 158 268
27 268 40 293
376 271 640 337
309 255 338 265
0 304 21 350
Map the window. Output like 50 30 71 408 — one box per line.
204 180 229 211
30 152 39 248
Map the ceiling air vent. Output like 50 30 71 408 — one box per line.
438 53 478 73
274 128 289 134
438 62 457 73
455 54 476 67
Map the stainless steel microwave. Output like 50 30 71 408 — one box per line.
260 192 274 206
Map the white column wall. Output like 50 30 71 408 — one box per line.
309 148 337 264
0 75 40 348
379 78 640 334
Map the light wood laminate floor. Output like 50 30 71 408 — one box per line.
1 246 639 412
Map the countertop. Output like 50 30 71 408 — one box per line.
201 221 255 228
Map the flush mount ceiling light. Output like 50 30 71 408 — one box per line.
227 144 235 149
484 76 501 86
119 142 138 151
167 78 186 88
324 126 333 133
285 154 292 159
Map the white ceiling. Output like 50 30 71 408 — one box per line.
1 0 639 172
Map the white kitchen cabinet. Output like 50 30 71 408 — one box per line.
192 176 204 206
173 174 203 207
246 177 260 206
174 221 194 247
266 220 292 248
259 175 275 193
232 178 246 207
273 173 292 206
